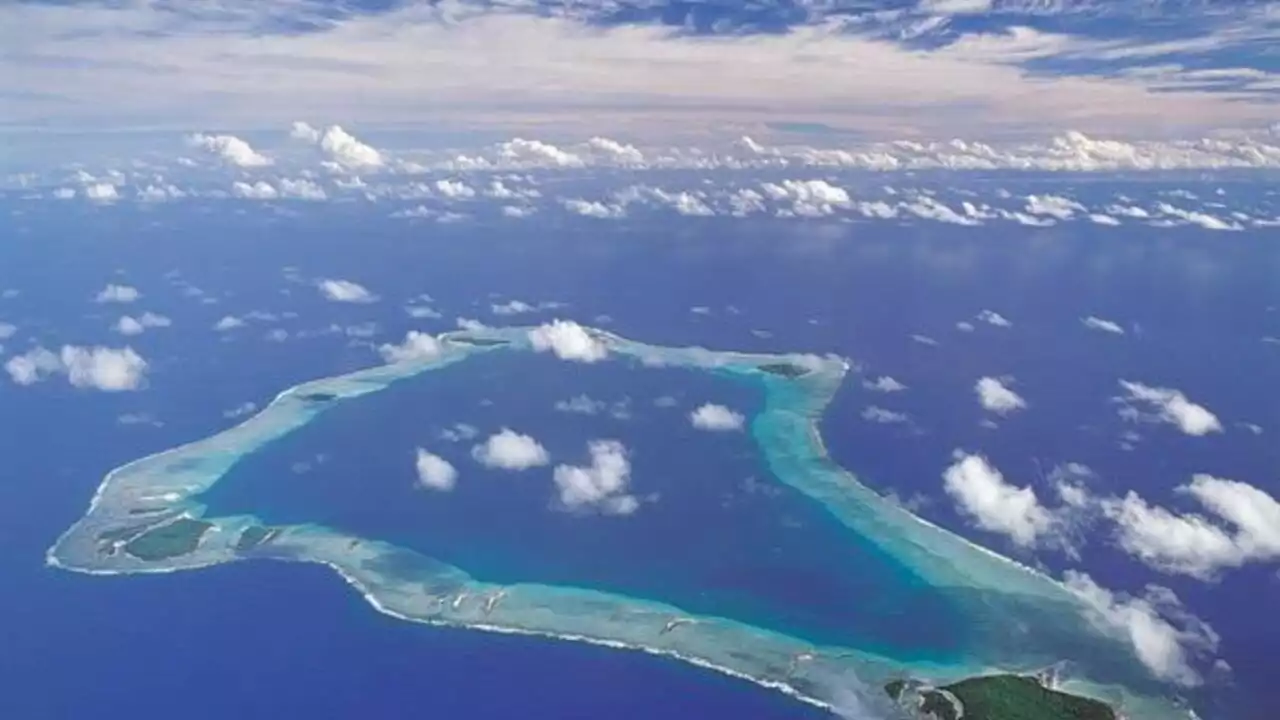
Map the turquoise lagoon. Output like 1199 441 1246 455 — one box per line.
47 326 1193 717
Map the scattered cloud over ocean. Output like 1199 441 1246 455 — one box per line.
552 440 639 515
317 278 378 304
379 331 443 364
95 284 140 304
471 428 550 470
415 448 458 491
690 403 746 432
1116 381 1223 436
5 345 148 391
1064 571 1219 687
1083 316 1126 335
528 320 608 362
975 376 1027 415
943 452 1057 549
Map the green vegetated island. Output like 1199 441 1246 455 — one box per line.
48 325 1191 720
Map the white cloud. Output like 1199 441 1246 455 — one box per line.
1064 571 1218 687
317 278 377 303
435 179 476 199
760 179 850 217
5 347 62 385
279 178 327 200
312 124 383 169
378 331 443 364
690 403 745 431
0 323 16 340
863 376 908 393
232 180 278 199
114 312 171 335
289 121 322 143
7 345 147 391
943 452 1055 548
975 309 1012 327
1117 380 1222 436
439 422 479 442
471 428 550 470
1103 475 1280 579
491 300 536 315
552 440 638 515
9 4 1280 141
186 132 272 167
555 394 607 415
214 315 246 331
1082 316 1125 335
415 448 458 491
975 376 1027 415
528 320 607 362
1154 202 1242 231
223 401 258 419
562 199 625 219
95 284 140 303
1024 194 1084 219
60 346 148 390
862 406 910 425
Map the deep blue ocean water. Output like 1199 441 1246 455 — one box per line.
2 194 1278 718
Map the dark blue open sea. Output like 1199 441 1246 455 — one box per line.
2 194 1277 718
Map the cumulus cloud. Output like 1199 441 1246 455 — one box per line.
186 132 272 167
232 180 278 199
415 448 458 491
295 123 384 169
471 428 550 470
6 345 148 391
1083 316 1125 335
975 376 1027 415
317 278 377 303
861 406 910 425
114 312 171 336
214 315 246 331
1116 381 1222 436
943 452 1056 548
975 309 1012 327
552 440 639 515
378 331 443 363
562 199 625 219
760 179 851 217
435 179 476 199
863 375 907 393
1064 571 1218 687
690 403 745 431
491 300 536 315
1102 475 1280 580
528 320 607 362
95 284 140 304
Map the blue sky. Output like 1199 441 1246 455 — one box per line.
4 0 1279 139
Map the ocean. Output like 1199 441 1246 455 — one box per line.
2 192 1277 718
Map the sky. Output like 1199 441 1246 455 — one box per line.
4 0 1279 141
